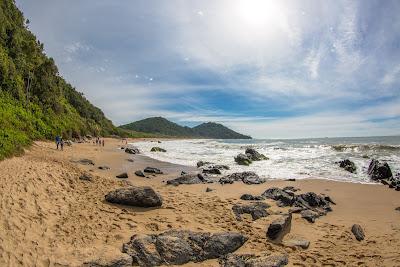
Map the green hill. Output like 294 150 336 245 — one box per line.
0 0 153 159
120 117 252 139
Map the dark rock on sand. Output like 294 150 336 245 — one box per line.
151 147 166 152
282 186 299 192
219 253 288 267
116 172 128 179
300 210 320 223
367 159 393 181
105 186 162 207
232 202 270 221
122 230 247 266
181 171 187 175
135 170 145 177
395 207 400 212
125 147 140 154
285 178 296 181
240 194 264 201
79 173 93 181
234 153 252 166
262 188 295 207
98 166 110 170
245 148 269 161
338 159 357 173
202 167 222 175
167 173 211 186
74 159 95 165
127 158 134 163
206 187 213 192
144 167 163 174
267 214 292 241
351 224 365 241
220 172 265 185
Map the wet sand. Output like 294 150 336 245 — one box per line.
0 138 399 266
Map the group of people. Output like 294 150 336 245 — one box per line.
94 137 105 147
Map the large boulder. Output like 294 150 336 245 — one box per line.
337 159 357 173
167 173 211 186
232 202 270 221
105 186 162 207
267 214 292 241
151 147 166 152
220 172 265 185
245 148 269 161
367 159 392 181
125 147 140 154
234 154 252 166
122 230 247 266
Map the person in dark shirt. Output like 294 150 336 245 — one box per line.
55 136 61 150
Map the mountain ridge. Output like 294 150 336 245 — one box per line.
119 117 252 139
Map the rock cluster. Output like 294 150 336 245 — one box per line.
144 167 163 174
219 172 266 185
262 187 334 223
105 186 163 207
367 159 399 190
122 230 247 266
234 148 269 166
167 173 212 186
196 161 230 175
337 159 357 173
151 147 166 152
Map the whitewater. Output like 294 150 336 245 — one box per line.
132 136 400 183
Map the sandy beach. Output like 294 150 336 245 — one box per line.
1 138 399 266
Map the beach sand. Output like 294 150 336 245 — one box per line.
0 138 399 266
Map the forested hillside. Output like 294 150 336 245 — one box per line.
0 0 122 159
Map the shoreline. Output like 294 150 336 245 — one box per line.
0 138 399 266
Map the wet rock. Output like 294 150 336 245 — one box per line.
79 173 93 181
74 158 95 165
181 171 187 175
116 172 128 179
245 148 269 161
220 172 265 185
395 207 400 212
337 159 357 173
351 224 365 241
232 202 270 221
219 253 288 267
202 167 222 175
240 194 264 201
122 230 247 266
125 147 140 154
234 153 252 166
262 188 295 207
167 173 211 186
98 166 110 170
105 186 162 207
300 210 320 223
283 238 310 249
285 178 296 181
151 147 166 152
206 187 213 192
127 158 134 163
367 159 392 181
197 161 213 168
144 167 163 174
135 170 145 177
267 214 292 241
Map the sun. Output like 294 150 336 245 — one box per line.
235 0 287 30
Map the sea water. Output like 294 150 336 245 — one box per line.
132 136 400 183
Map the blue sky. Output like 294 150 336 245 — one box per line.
17 0 400 138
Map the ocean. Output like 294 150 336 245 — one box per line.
132 136 400 183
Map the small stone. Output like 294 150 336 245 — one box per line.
206 187 213 192
144 167 163 174
79 173 93 181
116 172 128 179
283 238 310 249
267 214 292 241
300 210 319 223
135 170 145 177
98 166 110 170
351 224 365 241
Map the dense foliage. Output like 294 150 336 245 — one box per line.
120 117 252 139
0 0 151 159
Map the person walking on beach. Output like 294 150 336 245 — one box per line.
60 137 64 151
55 135 61 150
102 139 105 147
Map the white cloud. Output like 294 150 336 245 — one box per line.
381 64 400 85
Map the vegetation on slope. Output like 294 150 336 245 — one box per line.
0 0 155 159
120 117 252 139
